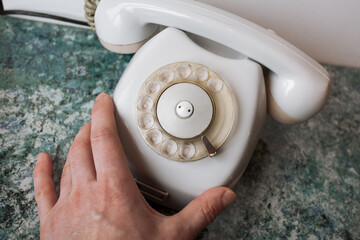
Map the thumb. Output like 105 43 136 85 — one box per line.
173 187 236 238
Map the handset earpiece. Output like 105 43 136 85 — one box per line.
95 0 330 124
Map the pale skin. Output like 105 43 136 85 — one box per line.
33 92 236 240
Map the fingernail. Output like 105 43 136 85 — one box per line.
96 92 108 101
221 190 236 207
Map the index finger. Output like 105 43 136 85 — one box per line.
90 93 133 182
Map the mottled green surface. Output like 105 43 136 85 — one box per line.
0 17 359 240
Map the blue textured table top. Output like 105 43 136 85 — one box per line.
0 16 359 240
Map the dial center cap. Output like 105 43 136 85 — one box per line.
176 100 194 119
157 83 213 139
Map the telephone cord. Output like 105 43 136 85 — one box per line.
84 0 100 30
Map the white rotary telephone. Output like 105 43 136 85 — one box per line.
94 0 330 209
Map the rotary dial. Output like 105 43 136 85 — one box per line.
136 62 235 161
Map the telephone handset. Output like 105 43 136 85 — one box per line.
95 0 330 124
94 0 331 209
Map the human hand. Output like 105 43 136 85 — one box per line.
33 93 236 240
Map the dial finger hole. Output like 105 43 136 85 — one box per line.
207 77 223 92
137 96 154 111
145 81 160 95
161 139 178 156
179 143 195 159
147 129 163 145
176 64 191 78
138 114 154 130
193 67 209 81
159 68 174 83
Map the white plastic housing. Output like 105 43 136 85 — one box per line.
113 28 266 209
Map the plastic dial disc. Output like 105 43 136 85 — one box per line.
136 62 235 161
